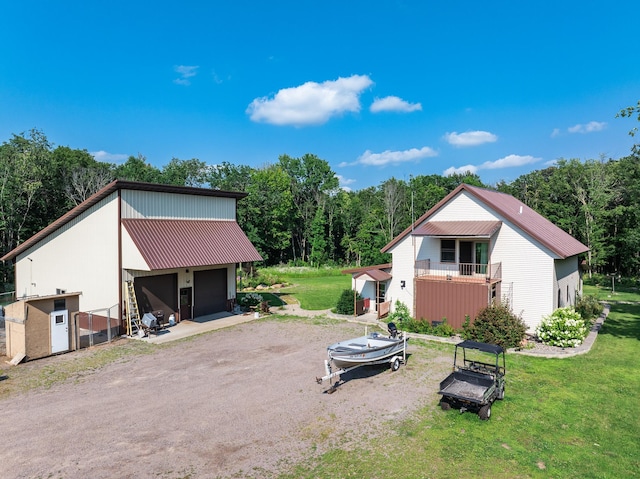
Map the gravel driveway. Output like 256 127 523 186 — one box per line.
0 318 449 479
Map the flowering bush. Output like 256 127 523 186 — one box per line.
239 292 263 308
536 307 588 348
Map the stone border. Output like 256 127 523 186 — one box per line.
507 304 610 358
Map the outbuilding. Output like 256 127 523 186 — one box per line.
1 180 263 347
3 292 81 361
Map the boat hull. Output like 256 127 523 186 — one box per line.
327 333 406 369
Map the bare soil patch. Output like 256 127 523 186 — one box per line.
0 318 450 479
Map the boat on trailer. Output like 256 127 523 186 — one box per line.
316 323 408 393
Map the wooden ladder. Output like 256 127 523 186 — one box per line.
125 281 142 336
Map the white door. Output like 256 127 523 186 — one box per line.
50 310 69 354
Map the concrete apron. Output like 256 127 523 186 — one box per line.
136 311 260 345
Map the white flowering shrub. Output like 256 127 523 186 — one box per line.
536 307 588 348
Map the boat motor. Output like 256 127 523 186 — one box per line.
388 322 398 338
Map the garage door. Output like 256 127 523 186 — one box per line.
134 274 178 318
194 269 227 317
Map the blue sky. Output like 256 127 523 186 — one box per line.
1 1 638 191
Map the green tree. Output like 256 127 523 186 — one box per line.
0 130 51 286
243 164 294 264
278 154 338 262
309 206 328 266
161 158 210 187
113 154 162 183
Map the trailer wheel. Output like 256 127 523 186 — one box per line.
439 399 451 411
391 357 401 371
479 405 491 420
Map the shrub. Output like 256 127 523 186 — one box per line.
238 269 287 289
575 294 603 327
393 315 456 337
335 289 362 315
388 300 411 323
239 292 263 309
432 318 456 337
467 302 527 349
536 307 588 348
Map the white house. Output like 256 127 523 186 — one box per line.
377 184 589 332
1 180 262 338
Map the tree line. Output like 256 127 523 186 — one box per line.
2 123 639 290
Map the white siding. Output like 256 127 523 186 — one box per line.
554 257 581 309
15 193 120 313
121 190 236 220
388 235 421 315
492 218 555 331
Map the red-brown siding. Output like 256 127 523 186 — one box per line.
414 279 491 329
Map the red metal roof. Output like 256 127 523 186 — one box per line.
412 221 502 237
122 219 263 270
354 269 392 281
341 263 392 274
382 184 589 259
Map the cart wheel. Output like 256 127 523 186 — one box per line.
391 357 401 371
479 405 491 420
497 384 505 400
440 399 451 411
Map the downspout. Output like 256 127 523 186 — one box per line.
117 188 123 329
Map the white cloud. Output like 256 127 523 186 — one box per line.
443 164 478 176
91 150 128 162
246 74 374 126
444 130 498 147
479 154 540 170
551 128 561 138
355 147 438 167
337 174 356 191
568 121 607 134
370 96 422 113
443 154 540 177
173 65 199 86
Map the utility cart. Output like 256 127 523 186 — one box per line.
437 340 505 420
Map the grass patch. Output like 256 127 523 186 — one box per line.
583 282 640 303
274 268 350 310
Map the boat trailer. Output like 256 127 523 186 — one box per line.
316 324 407 394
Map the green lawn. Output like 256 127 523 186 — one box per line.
268 266 351 310
584 282 640 303
278 298 640 479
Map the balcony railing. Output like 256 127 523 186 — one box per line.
415 259 501 283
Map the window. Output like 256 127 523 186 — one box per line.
441 240 455 263
54 298 66 310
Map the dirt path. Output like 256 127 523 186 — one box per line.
0 318 449 479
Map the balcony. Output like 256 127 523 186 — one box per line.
414 259 502 283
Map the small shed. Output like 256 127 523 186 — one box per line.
4 292 81 362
